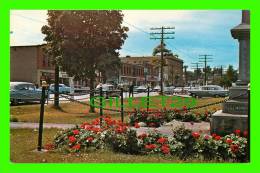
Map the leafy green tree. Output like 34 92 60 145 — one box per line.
152 43 173 56
220 65 238 88
42 10 128 112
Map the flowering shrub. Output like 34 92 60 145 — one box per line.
53 117 248 162
129 108 213 127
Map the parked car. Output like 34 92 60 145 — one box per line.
153 85 161 92
188 85 229 98
96 83 120 98
10 82 43 105
163 86 175 95
135 85 147 93
49 84 72 94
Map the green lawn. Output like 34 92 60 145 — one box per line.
10 128 219 163
10 96 223 124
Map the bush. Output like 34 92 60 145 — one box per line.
129 108 213 127
172 125 197 159
52 117 248 162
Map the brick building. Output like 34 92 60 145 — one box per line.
118 55 183 86
10 44 74 87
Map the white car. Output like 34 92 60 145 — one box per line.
189 85 229 98
135 85 147 93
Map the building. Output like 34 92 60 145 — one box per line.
118 55 183 86
10 44 74 87
118 60 159 86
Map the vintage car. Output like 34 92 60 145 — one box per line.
96 83 120 98
49 84 72 94
188 85 229 98
135 85 148 93
10 82 43 105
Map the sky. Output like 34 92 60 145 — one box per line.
10 10 241 70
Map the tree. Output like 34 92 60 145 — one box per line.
152 43 173 56
42 10 128 112
220 65 238 88
42 11 64 108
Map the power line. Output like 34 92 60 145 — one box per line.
123 21 150 34
198 54 213 85
12 13 47 24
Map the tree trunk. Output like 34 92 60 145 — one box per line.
89 75 95 113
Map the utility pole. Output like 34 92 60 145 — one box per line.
191 62 202 84
199 55 213 85
220 65 223 77
150 26 175 95
183 65 188 86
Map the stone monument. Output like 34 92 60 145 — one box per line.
211 10 250 135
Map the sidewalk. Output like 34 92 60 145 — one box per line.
10 122 75 129
11 120 210 135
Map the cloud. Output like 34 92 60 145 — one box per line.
10 10 241 69
10 10 47 46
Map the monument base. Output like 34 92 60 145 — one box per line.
211 110 248 135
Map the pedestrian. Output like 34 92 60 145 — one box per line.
129 83 134 97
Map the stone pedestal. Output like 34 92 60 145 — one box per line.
210 10 250 135
211 110 248 135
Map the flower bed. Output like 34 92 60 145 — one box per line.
52 116 248 162
129 107 213 127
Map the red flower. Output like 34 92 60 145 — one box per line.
204 135 210 140
157 137 168 144
73 129 80 135
234 129 241 136
243 130 248 137
145 144 157 150
211 133 217 138
161 144 170 154
230 144 239 153
72 144 81 150
92 118 100 125
192 132 200 139
226 138 233 144
92 127 101 133
138 133 147 139
134 122 140 128
173 108 179 113
214 135 221 141
115 125 127 133
68 136 76 143
86 137 94 142
182 106 188 112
